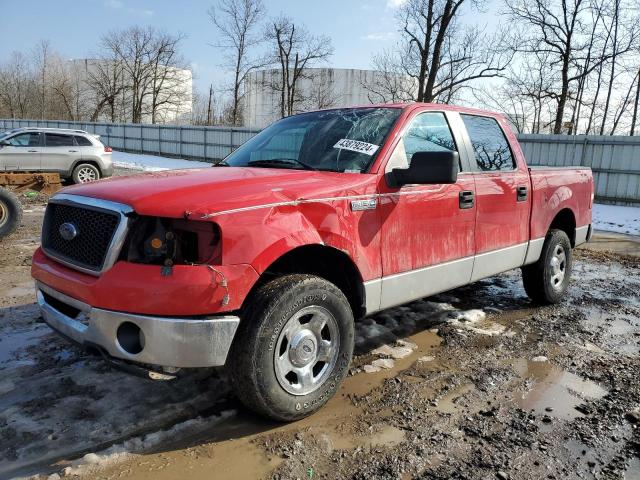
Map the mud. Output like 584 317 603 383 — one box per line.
0 185 638 480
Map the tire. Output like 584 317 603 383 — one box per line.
522 229 573 304
229 274 355 422
0 187 22 240
72 163 101 184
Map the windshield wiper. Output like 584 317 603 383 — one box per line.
247 158 318 171
214 160 230 167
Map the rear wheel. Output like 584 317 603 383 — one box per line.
522 229 573 304
0 187 22 240
229 274 354 421
72 163 100 184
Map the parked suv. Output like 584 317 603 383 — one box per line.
0 127 113 183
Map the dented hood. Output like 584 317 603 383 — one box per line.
61 167 376 218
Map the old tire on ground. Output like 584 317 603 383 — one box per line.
72 163 101 184
0 187 22 240
522 229 573 304
229 274 354 422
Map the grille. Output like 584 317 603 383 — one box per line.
42 203 121 272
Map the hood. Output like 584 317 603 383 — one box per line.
62 167 377 218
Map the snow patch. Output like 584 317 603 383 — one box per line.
592 203 640 236
59 410 236 477
112 151 211 172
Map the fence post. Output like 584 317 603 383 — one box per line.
179 126 183 158
203 127 207 161
579 136 588 167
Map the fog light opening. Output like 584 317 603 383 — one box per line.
116 322 144 355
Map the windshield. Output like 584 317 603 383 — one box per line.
0 130 13 141
221 107 402 173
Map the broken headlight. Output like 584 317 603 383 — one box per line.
121 216 222 266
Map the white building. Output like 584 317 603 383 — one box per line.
242 68 416 128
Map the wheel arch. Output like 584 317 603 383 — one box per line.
243 244 367 320
548 208 577 247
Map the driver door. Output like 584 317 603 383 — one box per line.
0 132 43 171
377 111 476 310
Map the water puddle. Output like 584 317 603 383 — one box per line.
436 383 476 414
625 456 640 479
0 326 49 365
511 359 607 426
579 305 640 355
329 424 405 451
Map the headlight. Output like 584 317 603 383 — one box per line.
122 216 221 266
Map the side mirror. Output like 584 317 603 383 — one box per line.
0 141 9 148
391 151 459 186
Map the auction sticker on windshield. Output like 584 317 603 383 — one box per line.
334 139 380 156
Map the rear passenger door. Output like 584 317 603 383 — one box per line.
43 133 78 174
0 132 42 171
459 114 532 281
73 135 96 161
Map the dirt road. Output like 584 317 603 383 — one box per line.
1 192 639 480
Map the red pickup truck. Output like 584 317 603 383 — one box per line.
32 104 593 421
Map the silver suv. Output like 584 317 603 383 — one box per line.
0 127 114 183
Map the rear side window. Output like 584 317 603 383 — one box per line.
46 134 74 147
74 136 93 146
461 114 515 171
6 132 40 147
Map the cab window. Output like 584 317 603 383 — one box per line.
6 132 41 147
461 114 515 171
386 112 458 172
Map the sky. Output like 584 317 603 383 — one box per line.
0 0 416 94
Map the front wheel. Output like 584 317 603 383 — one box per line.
229 274 354 421
522 229 573 304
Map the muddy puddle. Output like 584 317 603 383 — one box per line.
511 358 608 426
0 325 49 365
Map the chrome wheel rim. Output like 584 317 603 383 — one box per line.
0 201 7 228
77 167 97 183
549 244 566 290
274 305 340 396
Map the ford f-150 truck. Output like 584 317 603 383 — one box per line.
32 104 593 421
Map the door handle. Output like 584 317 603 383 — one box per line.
459 190 474 209
28 150 38 153
517 186 528 202
68 150 78 153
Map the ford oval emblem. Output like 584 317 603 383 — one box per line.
59 222 78 241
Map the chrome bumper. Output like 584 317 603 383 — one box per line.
36 282 239 368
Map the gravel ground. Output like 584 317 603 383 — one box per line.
0 173 638 480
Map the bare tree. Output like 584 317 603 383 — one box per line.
0 52 34 119
85 57 127 122
631 67 640 135
209 0 265 125
263 16 333 118
362 50 417 103
377 0 512 104
148 32 189 123
32 40 51 120
98 27 189 123
505 0 638 134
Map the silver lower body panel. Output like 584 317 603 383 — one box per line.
36 281 239 368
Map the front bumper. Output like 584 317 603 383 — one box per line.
36 281 240 368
